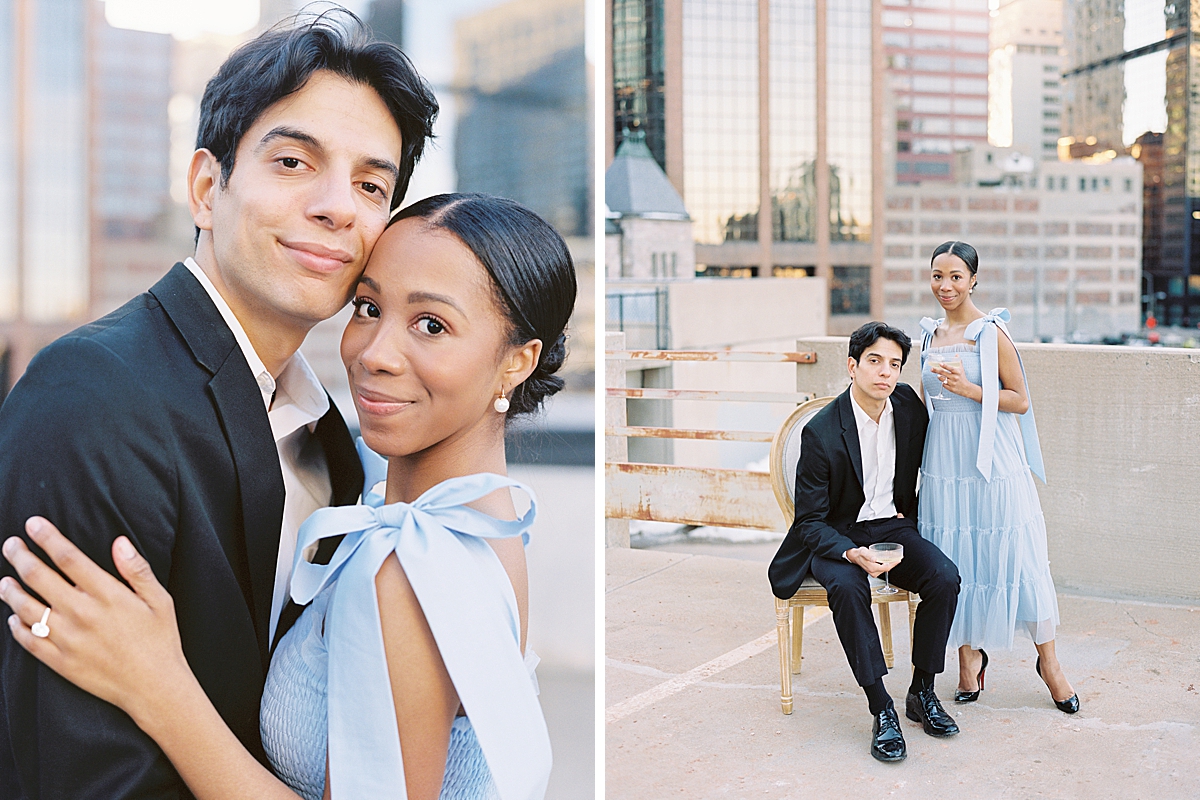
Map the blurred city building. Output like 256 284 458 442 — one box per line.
987 0 1063 160
881 0 990 183
1061 0 1197 326
454 0 590 238
884 144 1142 341
606 0 885 332
0 0 187 396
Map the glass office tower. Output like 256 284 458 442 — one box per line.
1063 0 1200 325
606 0 882 319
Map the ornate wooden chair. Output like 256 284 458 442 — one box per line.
769 396 919 714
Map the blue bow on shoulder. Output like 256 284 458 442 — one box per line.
289 439 551 800
920 309 1046 483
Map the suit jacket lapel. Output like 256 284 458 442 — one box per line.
152 263 285 671
313 397 364 508
838 389 865 491
208 368 285 670
892 390 910 478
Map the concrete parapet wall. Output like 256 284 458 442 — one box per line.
797 337 1200 602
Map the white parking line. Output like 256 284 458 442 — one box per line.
605 607 830 724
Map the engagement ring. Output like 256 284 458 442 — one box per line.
31 608 50 638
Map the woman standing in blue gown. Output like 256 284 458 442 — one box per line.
0 193 576 800
917 240 1079 714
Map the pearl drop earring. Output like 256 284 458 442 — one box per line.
494 389 509 414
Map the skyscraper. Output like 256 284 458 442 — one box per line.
1062 0 1197 325
454 0 590 237
988 0 1063 160
607 0 885 326
882 0 990 183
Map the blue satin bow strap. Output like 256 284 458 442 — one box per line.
965 309 1046 483
289 439 551 800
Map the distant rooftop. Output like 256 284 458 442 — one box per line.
605 131 689 220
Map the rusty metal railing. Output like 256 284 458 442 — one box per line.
604 345 818 536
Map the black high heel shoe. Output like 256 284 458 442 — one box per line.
1036 656 1079 714
954 649 988 703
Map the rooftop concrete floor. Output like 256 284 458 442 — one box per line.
606 546 1200 799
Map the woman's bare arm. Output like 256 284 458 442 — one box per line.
994 330 1030 414
374 553 460 800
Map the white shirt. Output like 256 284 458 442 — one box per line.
184 258 333 644
850 391 898 522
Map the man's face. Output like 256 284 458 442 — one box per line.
847 337 904 403
194 70 405 333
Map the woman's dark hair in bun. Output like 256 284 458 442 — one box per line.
389 193 577 418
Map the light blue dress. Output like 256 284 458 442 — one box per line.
917 309 1060 650
259 440 552 800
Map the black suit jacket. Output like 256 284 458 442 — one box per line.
768 384 928 599
0 264 363 799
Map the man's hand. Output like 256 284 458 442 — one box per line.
845 547 903 578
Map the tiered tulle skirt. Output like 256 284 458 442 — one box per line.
918 402 1059 650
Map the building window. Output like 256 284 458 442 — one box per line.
831 265 871 314
1079 177 1087 191
1125 178 1133 192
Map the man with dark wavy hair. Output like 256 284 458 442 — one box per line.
0 12 437 798
769 321 961 763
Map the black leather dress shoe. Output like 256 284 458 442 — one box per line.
871 707 907 762
905 686 960 737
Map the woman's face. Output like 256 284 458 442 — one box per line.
341 216 533 458
930 252 975 312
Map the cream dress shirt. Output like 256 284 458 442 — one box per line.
849 391 898 522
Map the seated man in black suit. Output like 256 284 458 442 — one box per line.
768 322 961 762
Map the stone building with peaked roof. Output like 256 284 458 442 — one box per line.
605 132 694 281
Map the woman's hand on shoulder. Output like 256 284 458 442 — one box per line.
1 517 189 727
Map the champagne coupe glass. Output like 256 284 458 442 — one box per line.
868 542 904 595
925 353 955 401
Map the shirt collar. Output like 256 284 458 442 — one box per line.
850 388 892 431
270 352 331 440
183 259 329 431
184 257 275 410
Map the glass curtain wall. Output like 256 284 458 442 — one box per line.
826 0 871 241
768 0 816 242
682 0 760 245
612 0 668 169
0 2 16 320
0 0 89 323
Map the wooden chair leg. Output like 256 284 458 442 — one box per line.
775 598 793 714
791 605 804 674
907 595 918 642
878 601 895 668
